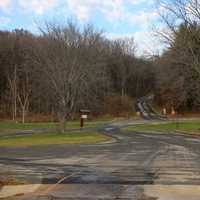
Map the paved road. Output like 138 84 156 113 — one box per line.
136 98 165 120
1 121 200 199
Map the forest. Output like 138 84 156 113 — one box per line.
0 0 200 123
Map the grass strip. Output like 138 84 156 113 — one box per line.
0 132 111 147
0 119 113 131
124 121 200 134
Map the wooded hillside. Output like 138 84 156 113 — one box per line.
0 22 155 122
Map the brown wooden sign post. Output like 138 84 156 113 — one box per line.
80 109 90 128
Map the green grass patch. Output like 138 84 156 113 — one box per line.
124 121 200 133
0 131 111 147
0 122 57 130
0 118 113 132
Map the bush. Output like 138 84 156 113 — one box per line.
103 95 135 117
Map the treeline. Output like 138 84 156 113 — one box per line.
155 0 200 113
2 0 200 124
0 22 155 123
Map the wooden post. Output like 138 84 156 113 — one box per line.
80 117 84 128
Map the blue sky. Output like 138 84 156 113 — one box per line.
0 0 163 55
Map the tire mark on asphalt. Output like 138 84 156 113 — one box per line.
39 172 79 196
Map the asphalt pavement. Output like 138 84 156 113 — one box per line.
1 119 200 199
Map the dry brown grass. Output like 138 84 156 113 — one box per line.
0 176 27 187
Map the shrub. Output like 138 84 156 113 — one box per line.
104 95 135 117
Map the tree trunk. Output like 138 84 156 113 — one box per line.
22 106 25 124
62 118 66 133
13 87 17 122
58 98 67 133
14 65 17 122
9 65 18 122
60 115 66 133
121 87 125 97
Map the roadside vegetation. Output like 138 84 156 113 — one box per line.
124 121 200 134
0 131 111 147
0 176 27 187
0 118 114 147
0 118 113 132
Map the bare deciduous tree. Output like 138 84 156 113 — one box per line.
33 22 109 131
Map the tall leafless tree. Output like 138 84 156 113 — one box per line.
33 22 109 131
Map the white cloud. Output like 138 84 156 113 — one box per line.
0 0 12 11
67 0 125 22
100 0 124 21
129 0 147 5
67 0 97 21
66 0 160 31
19 0 59 15
105 30 164 57
127 10 159 29
134 30 164 56
0 16 11 26
105 32 134 40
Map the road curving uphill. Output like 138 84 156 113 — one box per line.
136 97 166 120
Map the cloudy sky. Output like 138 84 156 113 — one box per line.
0 0 163 55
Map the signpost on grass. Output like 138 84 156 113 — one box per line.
80 109 90 128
